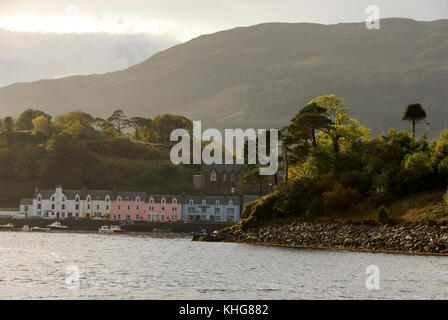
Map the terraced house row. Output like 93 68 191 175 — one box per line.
19 186 259 222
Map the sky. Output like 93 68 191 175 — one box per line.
0 0 447 86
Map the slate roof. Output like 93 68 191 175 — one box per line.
115 191 146 201
201 164 244 173
87 190 113 201
146 195 181 204
182 196 241 205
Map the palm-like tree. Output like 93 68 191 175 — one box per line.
402 103 428 139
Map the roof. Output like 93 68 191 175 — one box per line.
146 195 181 203
201 164 245 173
87 190 113 200
115 191 146 201
20 198 33 205
182 196 240 205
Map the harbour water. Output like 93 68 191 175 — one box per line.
0 232 447 299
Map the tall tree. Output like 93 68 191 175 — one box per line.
3 117 15 132
124 117 152 141
402 103 428 139
107 110 127 136
15 109 51 130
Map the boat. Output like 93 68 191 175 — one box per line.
152 227 173 233
30 227 51 232
47 221 68 230
21 225 30 232
110 225 124 233
98 226 114 234
0 223 15 229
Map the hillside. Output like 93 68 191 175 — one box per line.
0 18 447 136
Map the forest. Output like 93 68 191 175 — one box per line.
240 95 448 227
0 109 197 207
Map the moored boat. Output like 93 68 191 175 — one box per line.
30 227 51 232
47 221 68 230
98 226 114 234
110 225 124 233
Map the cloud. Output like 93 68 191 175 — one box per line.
0 29 179 86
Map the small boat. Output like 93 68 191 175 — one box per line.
47 221 68 230
30 227 51 232
152 227 173 233
98 226 114 234
0 223 15 229
21 225 30 232
110 225 124 233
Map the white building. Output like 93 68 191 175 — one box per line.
29 186 113 220
19 198 34 217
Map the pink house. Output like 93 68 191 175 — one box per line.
147 195 182 222
111 191 147 221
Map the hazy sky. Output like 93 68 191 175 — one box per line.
0 0 447 86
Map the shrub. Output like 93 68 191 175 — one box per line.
322 182 361 215
376 205 389 222
444 188 448 207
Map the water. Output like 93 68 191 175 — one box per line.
0 231 447 300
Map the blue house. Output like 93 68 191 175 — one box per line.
182 196 240 223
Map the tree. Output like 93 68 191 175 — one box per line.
124 117 152 141
149 114 192 143
54 111 95 138
15 109 51 130
242 167 271 197
32 115 52 137
2 117 14 132
402 103 428 139
107 110 127 136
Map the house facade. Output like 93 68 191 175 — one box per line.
182 196 240 222
147 195 182 222
82 190 113 220
111 191 147 221
19 198 34 217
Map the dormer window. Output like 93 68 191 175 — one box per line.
210 170 217 182
202 200 206 205
150 198 154 204
136 197 140 203
172 198 177 204
117 196 121 202
229 200 233 206
87 196 91 202
106 196 110 202
75 196 80 203
62 197 66 202
37 195 42 202
161 198 166 204
216 200 220 206
189 199 194 205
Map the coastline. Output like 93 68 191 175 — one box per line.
205 220 448 256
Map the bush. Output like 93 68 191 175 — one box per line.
322 182 361 215
376 205 389 222
444 189 448 207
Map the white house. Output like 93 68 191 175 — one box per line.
19 198 34 217
31 186 113 220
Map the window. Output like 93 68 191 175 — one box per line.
202 200 206 205
136 206 139 210
127 205 130 210
229 200 233 206
227 208 235 214
162 207 165 211
37 195 42 202
106 196 110 202
215 208 220 214
172 215 177 220
215 200 220 206
189 199 194 205
51 196 55 201
75 212 79 217
87 196 91 202
126 215 130 220
188 207 195 213
62 197 66 202
106 205 109 210
150 198 154 204
173 198 177 204
75 196 80 203
201 207 207 214
51 204 55 210
87 204 90 210
117 197 121 202
96 205 100 210
172 207 177 212
118 205 121 210
136 197 140 203
62 204 65 210
38 204 42 210
161 198 166 204
210 170 217 182
136 214 139 220
149 206 154 211
223 173 226 182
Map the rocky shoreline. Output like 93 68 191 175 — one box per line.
207 221 448 255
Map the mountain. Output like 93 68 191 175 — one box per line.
1 18 447 136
